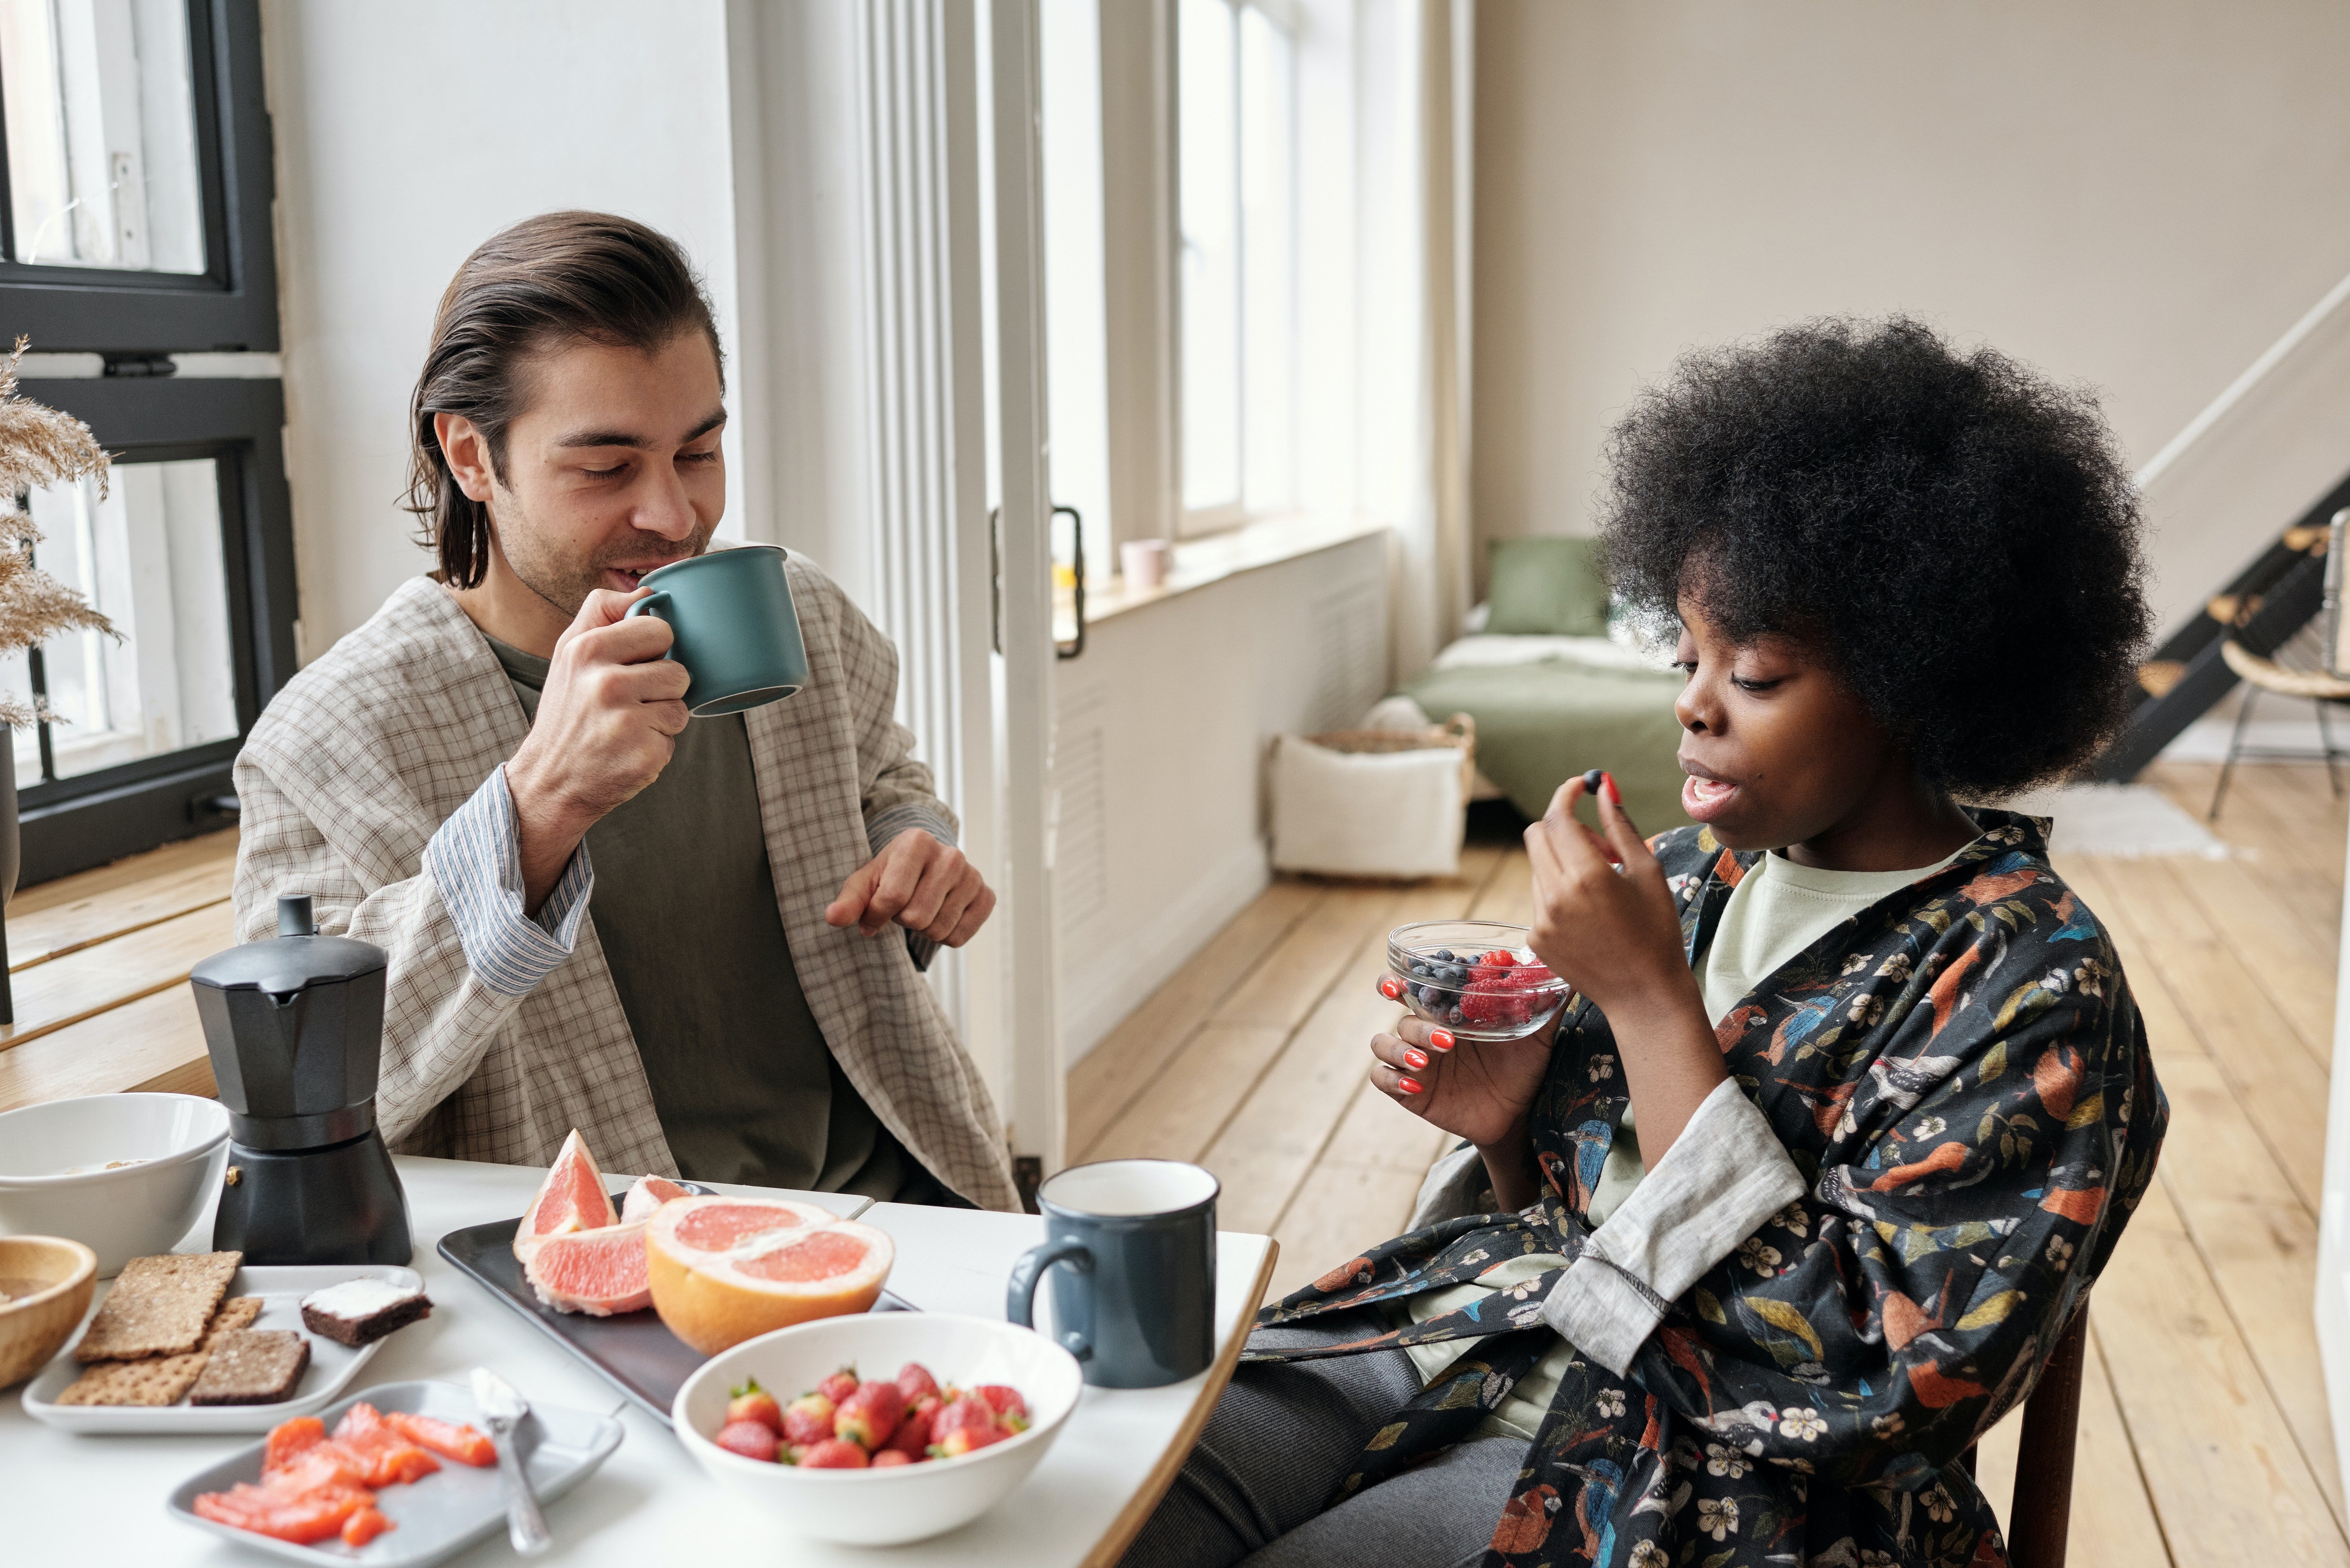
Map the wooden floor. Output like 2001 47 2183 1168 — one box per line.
1068 761 2350 1567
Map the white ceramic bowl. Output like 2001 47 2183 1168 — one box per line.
0 1095 230 1275
674 1311 1085 1546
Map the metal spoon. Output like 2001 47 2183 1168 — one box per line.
470 1367 552 1556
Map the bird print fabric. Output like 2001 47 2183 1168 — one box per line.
1246 811 2165 1568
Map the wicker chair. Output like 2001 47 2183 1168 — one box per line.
2208 634 2350 819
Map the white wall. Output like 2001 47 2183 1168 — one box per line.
1472 0 2350 626
1053 533 1390 1059
260 0 742 658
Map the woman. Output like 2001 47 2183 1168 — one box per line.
1125 317 2166 1568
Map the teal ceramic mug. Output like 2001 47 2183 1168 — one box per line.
622 545 811 716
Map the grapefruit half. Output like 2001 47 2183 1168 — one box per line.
524 1221 653 1315
646 1196 894 1354
512 1129 620 1266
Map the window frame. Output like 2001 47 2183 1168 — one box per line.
0 0 277 354
12 376 293 882
1173 0 1299 539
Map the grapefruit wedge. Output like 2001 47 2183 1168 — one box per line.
512 1129 620 1266
646 1196 894 1354
620 1173 694 1224
524 1221 653 1315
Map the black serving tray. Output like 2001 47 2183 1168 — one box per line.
437 1190 913 1427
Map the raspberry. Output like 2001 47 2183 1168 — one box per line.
1459 980 1520 1025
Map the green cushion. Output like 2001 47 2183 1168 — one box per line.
1485 536 1609 636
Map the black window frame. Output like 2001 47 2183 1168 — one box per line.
12 376 293 883
0 0 276 353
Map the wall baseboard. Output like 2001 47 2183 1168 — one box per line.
1058 837 1272 1065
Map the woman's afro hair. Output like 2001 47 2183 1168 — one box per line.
1600 315 2151 798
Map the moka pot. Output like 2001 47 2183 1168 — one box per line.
192 893 411 1265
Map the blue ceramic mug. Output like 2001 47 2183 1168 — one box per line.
622 544 811 717
1006 1159 1219 1388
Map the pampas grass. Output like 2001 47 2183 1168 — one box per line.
0 336 116 729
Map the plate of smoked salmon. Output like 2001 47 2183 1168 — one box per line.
166 1379 622 1566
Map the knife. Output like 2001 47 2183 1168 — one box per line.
470 1367 553 1556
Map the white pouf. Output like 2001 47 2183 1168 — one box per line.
1269 732 1465 878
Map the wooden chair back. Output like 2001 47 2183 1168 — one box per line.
1959 1304 2089 1568
2005 1305 2090 1568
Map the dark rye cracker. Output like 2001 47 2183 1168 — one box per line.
53 1351 211 1406
187 1330 311 1406
73 1252 242 1363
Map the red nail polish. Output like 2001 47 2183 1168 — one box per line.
1404 1048 1428 1070
1397 1076 1424 1095
1430 1029 1455 1052
1603 772 1621 805
1378 975 1403 1001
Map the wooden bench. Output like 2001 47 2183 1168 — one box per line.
0 829 237 1114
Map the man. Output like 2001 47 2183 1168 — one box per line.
232 211 1016 1209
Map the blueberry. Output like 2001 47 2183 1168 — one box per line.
1583 768 1604 791
1448 1005 1465 1024
1432 948 1456 963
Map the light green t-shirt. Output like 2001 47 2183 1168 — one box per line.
1405 844 1963 1442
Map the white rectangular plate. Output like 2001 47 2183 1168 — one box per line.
165 1379 624 1567
20 1263 425 1434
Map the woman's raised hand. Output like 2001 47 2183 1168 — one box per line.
1367 1011 1558 1151
1524 771 1691 1013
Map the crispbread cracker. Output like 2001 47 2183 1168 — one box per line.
188 1330 310 1407
201 1296 264 1349
73 1251 241 1363
53 1351 210 1406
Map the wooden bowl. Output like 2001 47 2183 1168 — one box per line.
0 1236 98 1388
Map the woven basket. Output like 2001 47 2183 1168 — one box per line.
1302 713 1477 798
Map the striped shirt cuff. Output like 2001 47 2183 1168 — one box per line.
866 801 958 972
423 765 595 999
1542 1077 1807 1375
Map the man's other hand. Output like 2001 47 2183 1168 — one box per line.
826 829 995 948
506 587 691 909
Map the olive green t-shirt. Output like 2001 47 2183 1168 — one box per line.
486 635 906 1201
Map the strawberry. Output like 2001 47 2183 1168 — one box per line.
799 1438 870 1469
933 1392 994 1432
818 1369 860 1405
973 1384 1028 1423
715 1419 779 1461
896 1362 941 1404
782 1393 837 1447
882 1405 934 1458
871 1449 915 1467
727 1378 783 1434
834 1380 905 1449
934 1419 1010 1458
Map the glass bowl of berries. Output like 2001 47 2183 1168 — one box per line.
1379 920 1572 1041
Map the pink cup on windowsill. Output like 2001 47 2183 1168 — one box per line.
1121 539 1172 590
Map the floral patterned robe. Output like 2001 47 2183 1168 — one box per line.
1247 811 2166 1568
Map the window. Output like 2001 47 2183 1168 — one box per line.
7 379 293 883
1177 0 1296 532
0 0 285 884
0 0 275 350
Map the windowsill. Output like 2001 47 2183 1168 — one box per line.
1053 512 1388 641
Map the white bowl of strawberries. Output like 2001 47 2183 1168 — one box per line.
673 1311 1085 1545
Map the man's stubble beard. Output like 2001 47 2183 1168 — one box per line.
488 487 714 620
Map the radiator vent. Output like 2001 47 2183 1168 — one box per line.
1311 582 1386 731
1053 697 1110 946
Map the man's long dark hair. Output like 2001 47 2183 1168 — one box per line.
403 211 724 589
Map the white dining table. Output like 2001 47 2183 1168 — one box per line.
4 1154 1277 1567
